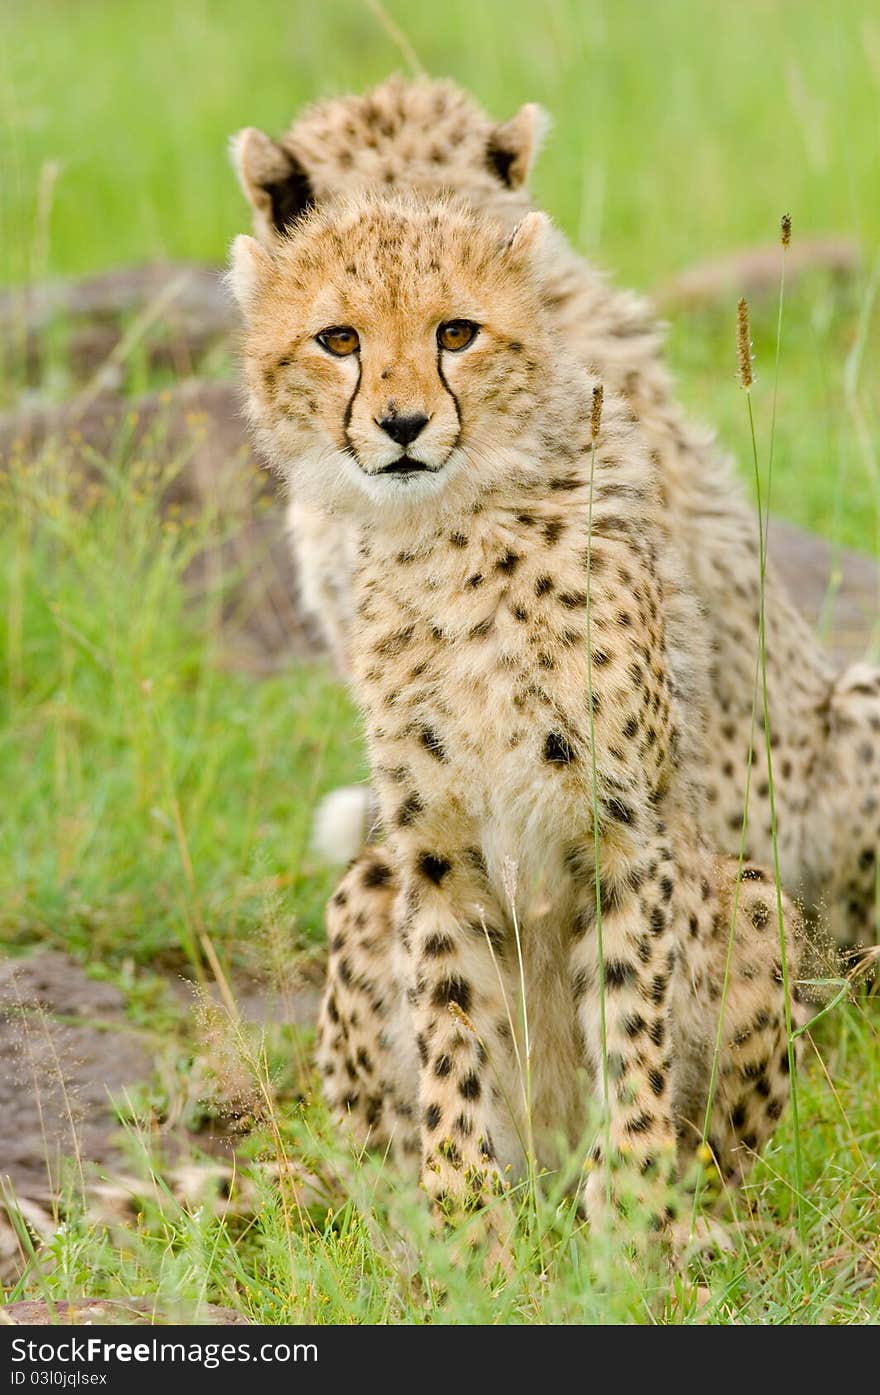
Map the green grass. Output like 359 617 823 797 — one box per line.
1 0 879 1325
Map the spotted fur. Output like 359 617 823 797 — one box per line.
231 194 805 1237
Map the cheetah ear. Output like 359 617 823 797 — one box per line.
506 211 551 261
227 234 271 315
231 127 315 242
486 103 550 189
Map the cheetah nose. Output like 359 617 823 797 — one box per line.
377 412 429 447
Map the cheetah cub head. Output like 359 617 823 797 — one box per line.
231 193 581 522
232 75 549 244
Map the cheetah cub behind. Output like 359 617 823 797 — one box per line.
231 193 804 1234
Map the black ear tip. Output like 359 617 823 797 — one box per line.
486 135 517 188
265 158 315 236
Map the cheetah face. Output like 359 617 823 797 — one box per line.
231 193 556 519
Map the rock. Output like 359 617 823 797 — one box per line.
0 264 238 387
655 236 860 312
0 381 318 670
769 518 878 666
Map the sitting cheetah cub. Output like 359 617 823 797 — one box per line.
235 76 880 953
231 193 804 1236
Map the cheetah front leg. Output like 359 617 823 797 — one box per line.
571 837 678 1233
317 848 421 1167
398 848 524 1262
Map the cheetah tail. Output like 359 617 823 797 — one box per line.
311 785 379 863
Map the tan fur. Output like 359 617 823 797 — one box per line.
232 194 805 1234
233 76 880 952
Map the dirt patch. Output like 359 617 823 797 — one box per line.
0 1297 249 1325
0 953 153 1201
0 950 325 1286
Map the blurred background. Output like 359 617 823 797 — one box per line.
0 0 878 1322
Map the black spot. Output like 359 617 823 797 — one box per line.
332 888 349 907
751 900 770 930
605 960 635 990
376 624 415 657
434 1054 453 1078
625 1111 655 1136
459 1072 481 1101
648 1018 665 1047
418 852 451 884
542 518 564 545
624 716 639 739
605 798 634 825
396 792 424 828
362 859 391 888
544 731 575 764
425 1103 442 1130
648 973 668 1005
559 591 587 609
623 1013 646 1038
450 532 468 548
649 906 665 934
433 975 472 1013
648 1068 665 1096
419 726 447 761
416 1034 429 1066
496 550 521 574
535 575 555 597
423 933 454 957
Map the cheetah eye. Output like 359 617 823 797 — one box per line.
316 325 360 357
437 319 480 352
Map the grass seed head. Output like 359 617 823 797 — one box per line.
590 382 604 441
781 213 792 247
736 297 754 389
